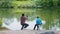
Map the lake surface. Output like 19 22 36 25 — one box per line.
0 8 60 30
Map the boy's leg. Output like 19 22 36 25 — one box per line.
21 24 24 30
37 24 39 30
33 24 37 30
24 23 29 28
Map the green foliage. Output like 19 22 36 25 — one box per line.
0 18 2 27
57 0 60 6
36 0 60 8
0 0 16 1
16 0 27 1
0 0 31 1
0 1 13 8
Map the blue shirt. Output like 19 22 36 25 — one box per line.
36 18 42 25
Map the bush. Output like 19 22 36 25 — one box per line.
0 1 13 8
35 0 60 8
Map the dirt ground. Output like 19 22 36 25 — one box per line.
0 30 60 34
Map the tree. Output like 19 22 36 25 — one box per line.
35 0 54 8
0 1 13 8
57 0 60 6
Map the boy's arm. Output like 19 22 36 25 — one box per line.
25 16 28 19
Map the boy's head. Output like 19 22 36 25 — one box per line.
37 16 39 18
22 13 24 16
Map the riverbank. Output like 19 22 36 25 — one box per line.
0 27 9 31
0 30 60 34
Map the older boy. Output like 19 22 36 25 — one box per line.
20 14 29 30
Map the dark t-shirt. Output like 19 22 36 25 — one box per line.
21 16 27 25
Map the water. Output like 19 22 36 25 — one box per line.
0 8 60 30
2 18 46 30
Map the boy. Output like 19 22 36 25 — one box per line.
20 14 29 30
33 16 42 30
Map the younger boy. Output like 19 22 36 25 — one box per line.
33 16 42 30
